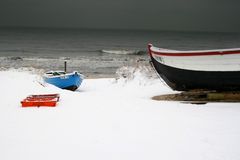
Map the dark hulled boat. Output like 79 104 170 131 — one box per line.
148 44 240 91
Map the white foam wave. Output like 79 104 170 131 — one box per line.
101 49 145 55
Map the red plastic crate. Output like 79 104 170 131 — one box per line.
21 94 60 107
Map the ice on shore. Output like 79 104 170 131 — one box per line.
0 69 240 160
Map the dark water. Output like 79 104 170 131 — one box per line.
0 28 240 77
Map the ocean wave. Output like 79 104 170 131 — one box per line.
6 56 23 61
101 49 146 55
59 57 71 60
0 67 45 75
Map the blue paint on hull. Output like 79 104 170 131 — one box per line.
44 72 83 91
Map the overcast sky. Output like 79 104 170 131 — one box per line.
0 0 239 32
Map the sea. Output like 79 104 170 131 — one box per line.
0 28 240 78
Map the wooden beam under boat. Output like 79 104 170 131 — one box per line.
152 91 240 104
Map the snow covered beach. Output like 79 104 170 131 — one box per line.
1 69 240 160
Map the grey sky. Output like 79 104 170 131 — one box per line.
0 0 239 32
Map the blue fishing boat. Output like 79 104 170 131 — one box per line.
44 71 84 91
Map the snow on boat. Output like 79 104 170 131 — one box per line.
148 44 240 91
43 71 84 91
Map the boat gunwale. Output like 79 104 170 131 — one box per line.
149 44 240 57
44 71 84 79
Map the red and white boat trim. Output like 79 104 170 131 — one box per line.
148 44 240 71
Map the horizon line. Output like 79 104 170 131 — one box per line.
0 26 239 34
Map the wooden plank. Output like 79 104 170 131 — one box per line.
152 91 240 104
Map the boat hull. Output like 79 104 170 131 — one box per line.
148 44 240 91
44 72 83 91
151 57 240 91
